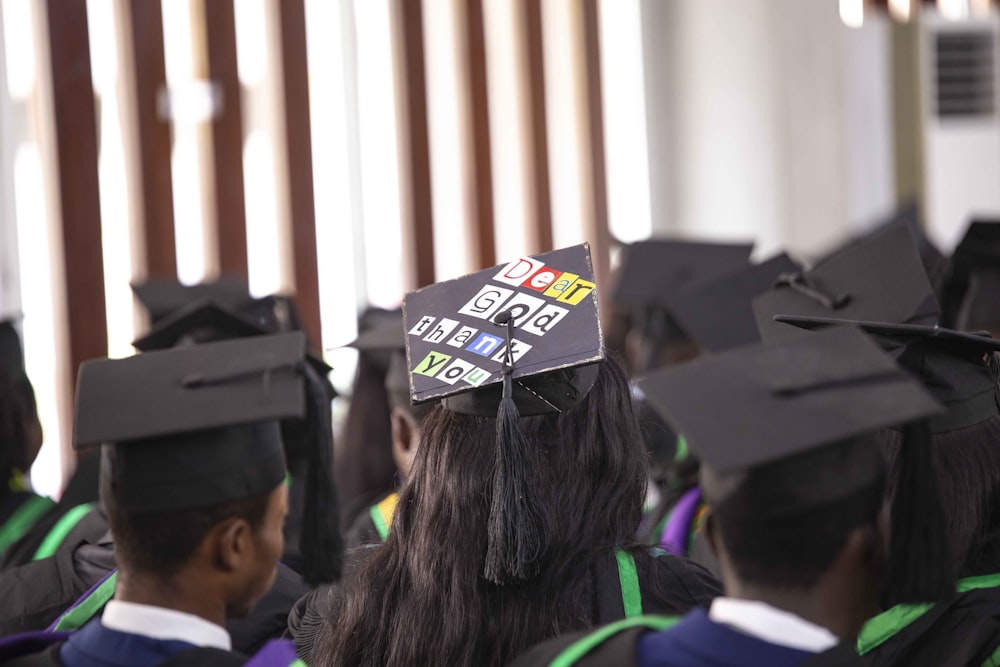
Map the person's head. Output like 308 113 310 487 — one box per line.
704 437 887 638
384 351 432 481
0 371 42 487
103 469 286 617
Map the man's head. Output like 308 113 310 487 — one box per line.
103 475 287 617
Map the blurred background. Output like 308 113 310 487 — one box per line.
0 0 995 496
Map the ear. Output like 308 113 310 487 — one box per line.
702 507 719 557
213 517 255 573
391 407 420 480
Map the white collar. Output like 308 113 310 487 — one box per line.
708 597 840 653
101 600 232 651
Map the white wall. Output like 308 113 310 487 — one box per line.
640 0 896 260
0 5 20 319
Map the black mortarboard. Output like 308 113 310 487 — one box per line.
76 332 342 585
941 220 1000 329
638 326 952 603
133 298 333 379
611 239 754 309
403 243 603 584
667 253 800 353
132 278 253 323
753 224 940 342
345 315 405 353
773 315 1000 434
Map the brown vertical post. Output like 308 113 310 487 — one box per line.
580 0 610 288
194 0 248 280
522 0 553 254
124 0 176 279
275 0 322 349
463 0 495 269
394 0 435 288
44 0 108 379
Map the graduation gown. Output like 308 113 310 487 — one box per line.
286 546 723 661
857 573 1000 667
510 610 861 667
0 491 56 562
0 508 309 654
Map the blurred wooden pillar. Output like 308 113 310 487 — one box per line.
393 0 436 289
274 0 322 349
122 0 176 279
44 0 108 379
463 0 495 268
522 0 553 254
580 0 610 288
193 0 248 281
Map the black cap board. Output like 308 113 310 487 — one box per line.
667 253 800 352
773 315 1000 434
133 298 333 378
611 239 754 309
942 219 1000 329
132 278 253 323
753 224 940 342
403 243 603 409
344 312 405 353
637 326 941 476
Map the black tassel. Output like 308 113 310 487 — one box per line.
483 313 547 585
883 420 955 605
299 364 344 587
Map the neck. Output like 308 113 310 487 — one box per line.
115 567 227 628
725 581 866 642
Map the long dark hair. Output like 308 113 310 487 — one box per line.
313 356 648 666
0 372 28 492
879 414 1000 577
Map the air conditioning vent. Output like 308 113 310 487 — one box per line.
934 31 995 118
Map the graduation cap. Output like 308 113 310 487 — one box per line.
76 332 342 586
667 253 800 353
133 298 333 380
132 278 253 323
773 315 1000 435
753 224 940 342
403 243 603 583
941 219 1000 330
637 326 953 604
0 321 25 377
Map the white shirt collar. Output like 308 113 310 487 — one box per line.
101 600 232 651
708 597 840 653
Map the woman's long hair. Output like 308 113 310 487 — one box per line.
314 356 648 666
879 414 1000 577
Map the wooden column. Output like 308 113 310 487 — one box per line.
123 0 176 279
463 0 495 269
394 0 435 289
580 0 610 288
193 0 248 280
44 0 108 379
275 0 322 349
522 0 553 254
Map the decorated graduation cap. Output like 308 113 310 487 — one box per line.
76 332 342 586
403 243 603 583
941 219 1000 330
132 278 253 323
667 253 800 352
638 326 953 603
774 315 1000 435
753 224 940 342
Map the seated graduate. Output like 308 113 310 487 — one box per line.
941 219 1000 337
511 326 953 667
0 303 340 649
0 322 47 562
342 350 431 549
0 333 326 666
771 316 1000 664
298 244 721 666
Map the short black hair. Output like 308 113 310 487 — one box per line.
714 479 884 590
103 473 272 577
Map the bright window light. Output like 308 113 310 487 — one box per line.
889 0 914 22
0 0 36 99
840 0 865 28
599 0 652 244
234 0 268 86
243 131 283 297
354 0 405 307
939 0 971 20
